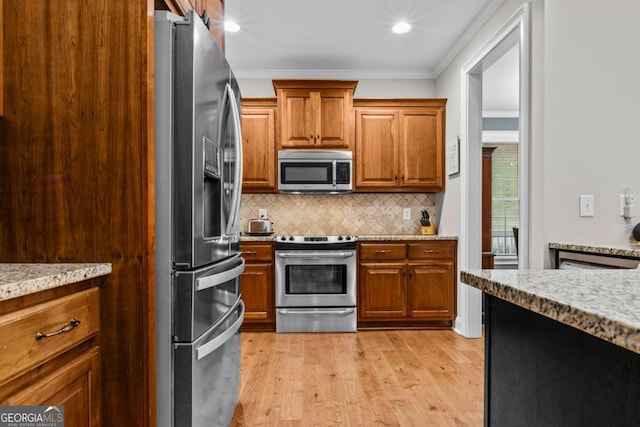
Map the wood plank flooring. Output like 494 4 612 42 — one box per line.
230 330 484 426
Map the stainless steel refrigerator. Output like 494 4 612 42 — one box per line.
154 10 244 427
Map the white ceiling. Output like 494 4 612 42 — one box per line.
224 0 505 79
223 0 517 114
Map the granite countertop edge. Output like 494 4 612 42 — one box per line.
550 241 640 258
461 269 640 355
0 263 112 302
241 234 458 242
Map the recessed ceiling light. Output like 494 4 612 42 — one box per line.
224 21 240 32
392 22 412 34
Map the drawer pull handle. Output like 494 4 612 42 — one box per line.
242 251 258 255
375 250 391 254
423 249 439 254
36 318 81 340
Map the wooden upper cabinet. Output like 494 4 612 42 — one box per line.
160 0 225 51
241 99 277 193
354 99 446 193
273 80 357 150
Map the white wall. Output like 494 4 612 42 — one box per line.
237 78 437 98
434 0 534 258
543 0 640 264
436 0 640 270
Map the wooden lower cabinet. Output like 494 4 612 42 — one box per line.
240 242 275 330
358 240 456 329
0 287 101 427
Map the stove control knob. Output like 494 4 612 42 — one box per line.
289 236 295 241
280 236 287 241
337 236 343 241
346 236 352 240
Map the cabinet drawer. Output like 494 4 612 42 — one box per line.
408 241 455 260
359 243 406 260
241 243 273 262
0 288 99 385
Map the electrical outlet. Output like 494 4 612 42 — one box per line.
579 195 594 217
403 208 411 220
259 208 267 218
620 194 626 216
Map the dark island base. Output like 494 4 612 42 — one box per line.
485 295 640 427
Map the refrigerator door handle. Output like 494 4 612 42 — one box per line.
196 300 245 361
195 258 245 291
223 83 243 238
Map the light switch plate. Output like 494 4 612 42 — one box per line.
579 195 594 217
403 208 411 220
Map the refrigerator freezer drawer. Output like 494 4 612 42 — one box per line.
174 300 244 427
173 255 245 342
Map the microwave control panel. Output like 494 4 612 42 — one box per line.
336 162 351 184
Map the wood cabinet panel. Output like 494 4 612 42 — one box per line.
3 347 101 427
409 262 455 320
241 242 275 330
355 110 399 187
358 263 407 319
407 241 455 260
273 80 357 150
241 99 277 192
354 99 446 192
359 242 406 260
0 289 99 386
399 109 443 188
0 1 154 425
358 240 456 328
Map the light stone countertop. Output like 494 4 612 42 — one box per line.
461 268 640 355
240 234 458 242
550 241 640 259
0 263 112 302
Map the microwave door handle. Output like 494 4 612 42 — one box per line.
195 258 245 291
224 83 243 237
332 160 337 186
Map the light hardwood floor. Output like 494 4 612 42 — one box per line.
230 330 484 426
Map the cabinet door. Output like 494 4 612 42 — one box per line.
200 0 225 52
355 109 399 188
317 90 352 149
399 109 444 191
241 263 275 324
359 263 407 319
408 262 455 320
241 100 277 192
3 347 101 427
280 89 315 148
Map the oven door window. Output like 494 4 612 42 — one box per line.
285 264 347 295
281 162 332 185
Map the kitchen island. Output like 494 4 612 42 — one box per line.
461 268 640 427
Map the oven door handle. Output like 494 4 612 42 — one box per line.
196 300 245 361
195 258 245 291
277 308 355 316
277 252 354 259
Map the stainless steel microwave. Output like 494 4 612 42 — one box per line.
278 150 352 194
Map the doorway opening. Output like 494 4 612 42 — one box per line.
456 4 531 338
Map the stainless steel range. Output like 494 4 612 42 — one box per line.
275 235 357 332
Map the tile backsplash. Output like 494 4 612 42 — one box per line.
241 193 436 235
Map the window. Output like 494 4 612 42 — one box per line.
490 144 519 256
